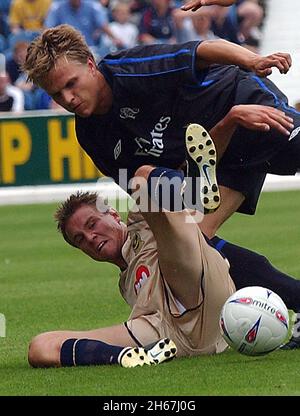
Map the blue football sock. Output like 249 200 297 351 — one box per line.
211 236 300 312
60 338 125 366
147 167 185 211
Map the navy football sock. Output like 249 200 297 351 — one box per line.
210 236 300 312
60 338 125 367
147 167 185 211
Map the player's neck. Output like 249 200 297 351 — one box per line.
93 73 113 115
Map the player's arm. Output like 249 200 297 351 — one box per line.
195 39 292 77
210 105 294 161
181 0 236 12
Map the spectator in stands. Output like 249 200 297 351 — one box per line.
6 40 28 84
4 39 35 109
0 71 24 112
0 13 10 40
209 0 264 50
130 0 150 14
9 0 52 34
99 0 110 7
34 88 67 111
15 71 36 109
44 0 123 50
0 0 11 17
102 1 138 51
190 8 219 40
139 0 177 45
237 0 264 46
174 6 218 42
0 0 11 39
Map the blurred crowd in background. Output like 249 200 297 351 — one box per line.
0 0 266 112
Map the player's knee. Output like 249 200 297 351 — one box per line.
28 332 60 368
134 165 155 180
132 165 155 196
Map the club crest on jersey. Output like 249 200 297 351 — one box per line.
132 232 143 254
134 265 150 294
120 107 139 120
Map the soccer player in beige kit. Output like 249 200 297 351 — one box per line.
27 131 236 369
27 123 300 368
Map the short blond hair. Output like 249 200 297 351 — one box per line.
22 24 94 86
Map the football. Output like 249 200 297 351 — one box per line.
219 286 289 356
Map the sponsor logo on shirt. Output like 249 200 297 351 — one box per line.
134 265 150 294
134 116 171 157
120 107 140 120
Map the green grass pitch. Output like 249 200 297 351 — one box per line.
1 190 300 396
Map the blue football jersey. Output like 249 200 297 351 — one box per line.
75 41 241 185
76 41 298 189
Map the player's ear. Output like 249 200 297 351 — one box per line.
108 208 122 223
87 57 97 75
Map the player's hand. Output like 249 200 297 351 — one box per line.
250 53 292 77
230 105 294 136
181 0 236 12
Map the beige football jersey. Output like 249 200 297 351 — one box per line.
119 210 235 357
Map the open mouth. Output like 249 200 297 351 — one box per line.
97 241 107 252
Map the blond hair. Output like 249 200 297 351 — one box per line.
22 24 94 86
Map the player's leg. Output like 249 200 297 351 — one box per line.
185 123 221 214
132 156 234 312
184 122 265 238
210 235 300 312
132 164 235 354
272 119 300 349
28 323 138 367
28 322 176 368
233 75 300 176
199 185 245 238
203 76 299 231
133 164 206 308
266 125 300 175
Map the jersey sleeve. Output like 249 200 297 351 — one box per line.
99 41 208 95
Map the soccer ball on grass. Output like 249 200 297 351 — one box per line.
219 286 289 356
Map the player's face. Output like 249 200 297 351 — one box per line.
41 57 112 117
65 205 127 265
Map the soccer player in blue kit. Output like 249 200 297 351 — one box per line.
23 6 300 349
23 22 296 234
